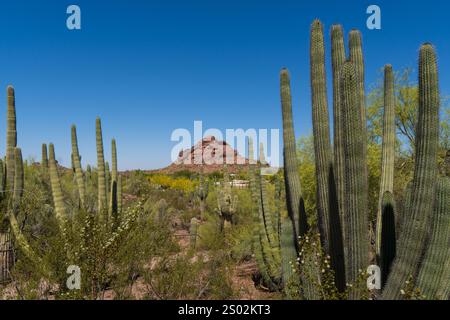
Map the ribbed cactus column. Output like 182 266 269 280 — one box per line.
280 216 298 299
96 117 108 215
0 159 5 200
379 191 397 287
331 24 346 236
111 139 118 184
383 44 440 299
310 19 332 251
348 30 368 139
105 161 110 204
41 143 48 170
376 65 396 283
248 138 278 291
340 61 369 299
416 177 449 299
348 31 369 238
71 125 86 208
259 143 277 249
12 148 23 211
117 174 122 213
109 139 118 217
280 68 308 239
48 144 67 227
6 86 17 190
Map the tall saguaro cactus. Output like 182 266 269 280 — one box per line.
383 44 440 299
310 19 332 251
6 86 17 190
71 125 86 208
340 61 369 299
96 117 108 215
280 69 308 239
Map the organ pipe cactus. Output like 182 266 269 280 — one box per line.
109 139 120 218
311 20 346 292
12 148 23 211
378 191 396 287
248 138 280 291
96 117 108 216
41 143 48 170
331 25 346 231
310 19 332 251
0 159 5 200
280 68 308 239
382 44 440 299
340 61 369 299
416 176 450 299
71 125 86 208
376 65 396 284
6 86 17 190
48 143 68 226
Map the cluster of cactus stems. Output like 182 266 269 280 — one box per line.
0 83 123 281
273 19 448 300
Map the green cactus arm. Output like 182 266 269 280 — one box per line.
71 125 86 208
41 143 48 169
376 65 396 260
331 24 346 232
382 44 440 299
96 117 108 215
280 216 299 299
280 68 309 238
12 148 24 211
111 139 118 183
6 86 17 191
310 19 333 251
340 61 369 299
379 191 397 287
0 159 5 198
48 143 68 227
416 177 450 299
117 174 122 213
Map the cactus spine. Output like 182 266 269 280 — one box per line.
376 65 396 284
416 176 450 299
340 61 369 299
96 117 108 215
6 86 17 191
280 68 308 239
383 44 440 299
71 125 86 208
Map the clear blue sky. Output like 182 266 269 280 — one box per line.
0 0 448 170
